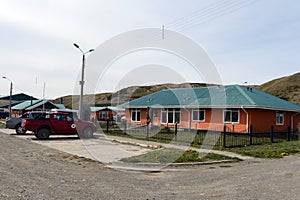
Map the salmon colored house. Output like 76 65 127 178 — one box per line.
90 106 125 122
123 85 300 133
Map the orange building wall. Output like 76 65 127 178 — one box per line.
187 108 247 132
126 108 300 133
127 108 148 125
249 109 300 132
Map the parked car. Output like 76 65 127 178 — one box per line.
22 110 96 139
0 109 9 119
5 111 48 134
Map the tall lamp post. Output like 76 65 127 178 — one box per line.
2 76 13 118
73 43 94 119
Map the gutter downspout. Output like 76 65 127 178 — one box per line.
241 106 249 132
186 109 191 131
291 112 300 132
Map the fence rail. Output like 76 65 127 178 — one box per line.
99 122 299 148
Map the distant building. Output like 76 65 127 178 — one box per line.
90 106 125 122
0 93 37 109
11 100 65 116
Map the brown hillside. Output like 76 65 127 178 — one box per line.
53 73 300 109
258 72 300 105
53 83 213 109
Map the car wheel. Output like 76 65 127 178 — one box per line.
36 128 50 139
80 127 94 139
15 124 27 135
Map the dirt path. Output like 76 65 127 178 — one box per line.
0 130 299 199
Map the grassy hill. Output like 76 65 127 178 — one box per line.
53 83 213 109
53 72 300 108
258 72 300 105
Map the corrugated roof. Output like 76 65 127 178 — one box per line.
90 107 105 112
25 100 59 110
0 93 37 101
90 106 125 112
12 100 42 110
55 104 66 109
123 85 300 111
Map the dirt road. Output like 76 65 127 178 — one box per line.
0 130 299 199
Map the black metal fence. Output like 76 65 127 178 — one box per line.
100 122 299 148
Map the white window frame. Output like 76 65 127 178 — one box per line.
223 109 240 123
192 109 205 122
131 108 141 122
161 108 181 124
276 111 284 125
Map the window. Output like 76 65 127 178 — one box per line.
53 114 65 121
100 111 108 119
224 109 239 123
192 109 205 122
161 108 181 124
66 115 74 122
276 111 284 125
131 109 141 122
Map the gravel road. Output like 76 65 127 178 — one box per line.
0 130 299 199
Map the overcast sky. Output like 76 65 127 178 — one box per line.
0 0 299 99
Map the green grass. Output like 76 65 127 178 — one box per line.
101 128 300 159
224 140 300 158
0 120 5 128
120 149 241 164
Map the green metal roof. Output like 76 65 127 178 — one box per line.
54 104 66 109
90 106 125 112
12 100 61 110
123 85 300 112
25 100 59 110
90 107 105 112
0 93 37 101
12 100 41 110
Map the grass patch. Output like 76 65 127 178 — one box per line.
101 129 300 159
120 149 240 163
0 120 6 128
224 140 300 158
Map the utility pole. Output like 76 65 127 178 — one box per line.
2 76 13 118
162 25 165 40
73 43 94 119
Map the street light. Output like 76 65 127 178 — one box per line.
73 43 94 119
2 76 13 118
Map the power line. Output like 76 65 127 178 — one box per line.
166 0 260 33
167 0 239 28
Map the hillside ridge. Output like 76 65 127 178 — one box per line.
53 73 300 108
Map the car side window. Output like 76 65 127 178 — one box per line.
66 115 74 122
21 114 29 118
53 114 65 121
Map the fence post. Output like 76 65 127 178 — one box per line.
146 123 149 139
223 124 227 147
123 121 127 135
249 124 253 145
287 126 291 142
175 122 178 142
106 119 109 133
270 125 274 143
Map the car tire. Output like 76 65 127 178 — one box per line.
15 124 27 135
80 127 94 139
36 128 50 139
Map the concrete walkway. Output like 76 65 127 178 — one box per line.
0 128 254 171
104 134 254 171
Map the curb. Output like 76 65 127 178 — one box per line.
108 160 237 172
108 138 163 150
